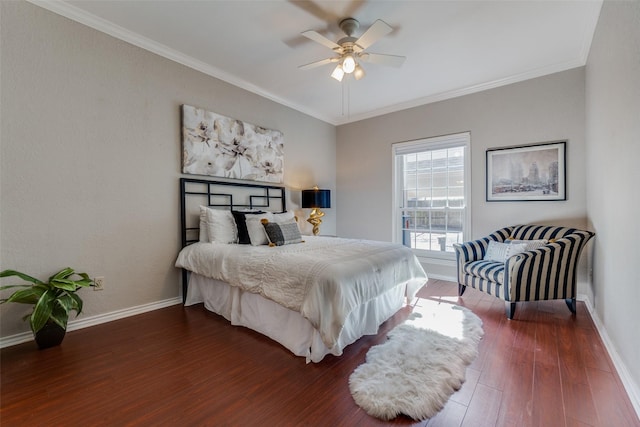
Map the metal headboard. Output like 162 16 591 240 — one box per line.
179 177 286 301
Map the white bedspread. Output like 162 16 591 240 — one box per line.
175 236 427 349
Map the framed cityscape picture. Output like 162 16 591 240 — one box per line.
486 141 566 201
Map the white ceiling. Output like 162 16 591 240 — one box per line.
34 0 603 125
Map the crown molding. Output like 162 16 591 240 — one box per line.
334 58 586 125
26 0 337 125
579 0 604 64
26 0 602 127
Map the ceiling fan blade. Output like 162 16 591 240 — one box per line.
298 57 338 70
355 19 393 50
287 0 338 26
359 52 406 68
301 30 342 51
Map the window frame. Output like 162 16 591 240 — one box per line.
391 132 471 260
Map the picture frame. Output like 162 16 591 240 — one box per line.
486 140 566 201
181 104 284 183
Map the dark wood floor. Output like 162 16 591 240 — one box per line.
1 279 638 426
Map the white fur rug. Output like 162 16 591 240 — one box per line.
348 301 484 421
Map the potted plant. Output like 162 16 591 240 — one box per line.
0 267 93 349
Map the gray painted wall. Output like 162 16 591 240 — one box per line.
585 0 640 408
0 1 336 338
336 68 588 280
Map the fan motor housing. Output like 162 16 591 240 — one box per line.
339 18 360 37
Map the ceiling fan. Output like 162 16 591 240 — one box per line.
298 18 406 82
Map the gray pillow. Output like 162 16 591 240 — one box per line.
262 219 303 246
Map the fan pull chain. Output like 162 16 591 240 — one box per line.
341 81 345 116
341 79 351 118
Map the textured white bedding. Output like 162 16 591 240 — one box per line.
176 236 427 354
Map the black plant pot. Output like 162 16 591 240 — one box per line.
34 323 66 349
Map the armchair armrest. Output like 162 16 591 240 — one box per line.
454 226 514 286
504 230 595 302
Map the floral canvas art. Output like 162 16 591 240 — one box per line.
181 105 284 183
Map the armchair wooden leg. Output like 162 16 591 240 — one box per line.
565 298 577 314
506 302 516 320
458 284 466 296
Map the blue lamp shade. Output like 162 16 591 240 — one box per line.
302 188 331 209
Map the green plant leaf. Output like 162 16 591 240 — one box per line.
50 269 93 291
51 294 81 329
49 267 75 282
30 290 56 333
0 270 45 285
67 292 83 315
51 302 67 319
75 278 93 287
50 278 80 291
1 287 44 305
56 293 77 314
34 283 53 292
49 305 69 330
70 276 93 288
0 283 31 292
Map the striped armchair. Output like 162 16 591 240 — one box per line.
453 225 594 319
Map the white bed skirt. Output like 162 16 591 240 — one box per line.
185 273 408 363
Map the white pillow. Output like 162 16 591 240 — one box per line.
507 239 548 251
484 241 527 262
199 206 209 242
272 211 295 223
245 212 274 246
201 206 238 244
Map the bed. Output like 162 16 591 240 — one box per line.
175 178 428 363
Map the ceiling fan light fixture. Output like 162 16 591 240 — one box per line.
342 54 356 74
331 64 345 82
299 17 405 84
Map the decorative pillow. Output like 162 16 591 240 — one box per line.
231 210 264 244
272 211 296 223
245 212 274 246
202 206 238 244
199 206 209 242
507 239 548 251
484 241 528 262
261 219 303 246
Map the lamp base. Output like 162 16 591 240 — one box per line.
307 208 325 236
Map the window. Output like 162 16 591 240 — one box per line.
392 132 471 259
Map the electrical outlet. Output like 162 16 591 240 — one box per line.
94 276 105 291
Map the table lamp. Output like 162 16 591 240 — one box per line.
301 186 331 236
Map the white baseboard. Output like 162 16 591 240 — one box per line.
417 256 456 283
577 293 640 419
425 273 457 282
0 297 182 349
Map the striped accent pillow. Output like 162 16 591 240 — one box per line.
262 219 303 246
484 241 527 262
